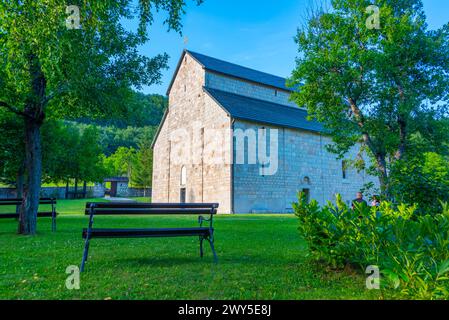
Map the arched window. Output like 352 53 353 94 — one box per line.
180 166 187 186
303 176 311 185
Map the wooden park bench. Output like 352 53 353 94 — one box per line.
80 202 219 272
0 198 57 232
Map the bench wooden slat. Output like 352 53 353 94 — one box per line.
0 198 55 201
85 202 218 209
0 213 21 219
84 208 215 215
0 199 56 205
0 202 22 206
82 227 212 239
0 212 57 218
37 212 56 217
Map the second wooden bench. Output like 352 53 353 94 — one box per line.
0 198 57 232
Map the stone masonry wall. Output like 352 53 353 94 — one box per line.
205 71 297 108
233 120 379 213
152 52 232 213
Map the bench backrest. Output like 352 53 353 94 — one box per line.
84 202 218 216
0 198 56 206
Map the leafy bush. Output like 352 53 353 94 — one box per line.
293 193 449 299
389 152 449 215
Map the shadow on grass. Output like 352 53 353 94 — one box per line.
102 250 305 270
115 256 212 268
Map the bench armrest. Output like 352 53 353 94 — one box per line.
198 215 207 226
198 214 214 229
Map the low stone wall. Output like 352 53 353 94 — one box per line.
0 186 151 199
0 186 102 199
127 188 152 198
0 188 16 199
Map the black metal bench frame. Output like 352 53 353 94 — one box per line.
80 202 219 272
0 198 57 232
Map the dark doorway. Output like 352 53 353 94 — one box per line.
110 182 118 197
302 188 310 203
180 188 186 203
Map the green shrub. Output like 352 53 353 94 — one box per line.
293 193 449 300
389 152 449 215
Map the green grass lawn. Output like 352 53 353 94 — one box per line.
0 198 384 300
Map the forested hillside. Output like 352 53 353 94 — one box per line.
71 91 167 152
75 92 167 129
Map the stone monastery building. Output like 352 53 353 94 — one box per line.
151 50 377 213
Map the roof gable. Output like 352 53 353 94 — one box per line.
188 51 292 92
166 50 294 95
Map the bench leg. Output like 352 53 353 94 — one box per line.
199 236 204 258
207 237 218 263
51 216 56 232
80 237 91 272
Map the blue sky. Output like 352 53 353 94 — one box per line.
124 0 449 96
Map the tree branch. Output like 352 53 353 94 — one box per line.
347 97 379 157
395 116 407 160
43 83 68 105
348 97 365 128
394 78 408 160
0 101 30 118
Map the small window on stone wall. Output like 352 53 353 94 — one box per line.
342 160 347 179
181 166 187 186
275 90 278 96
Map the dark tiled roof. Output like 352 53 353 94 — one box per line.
204 87 324 133
188 50 292 92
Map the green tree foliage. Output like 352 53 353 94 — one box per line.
70 125 107 184
47 123 107 184
98 125 157 156
289 0 449 197
75 92 168 128
69 122 157 155
0 118 106 186
102 130 154 191
0 111 25 190
390 151 449 214
131 138 153 191
103 147 137 178
0 0 200 234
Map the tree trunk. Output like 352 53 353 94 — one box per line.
83 181 87 198
375 153 390 199
15 163 25 218
395 116 407 160
19 118 43 235
18 53 46 235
